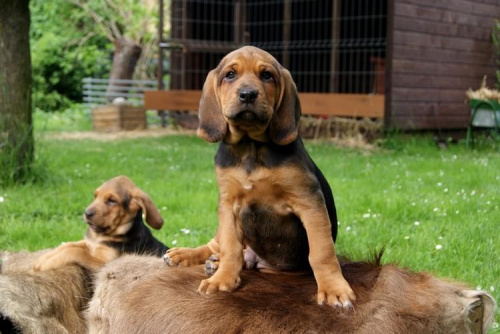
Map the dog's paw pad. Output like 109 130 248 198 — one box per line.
204 260 218 277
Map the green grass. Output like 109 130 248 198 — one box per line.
34 106 93 132
1 119 499 330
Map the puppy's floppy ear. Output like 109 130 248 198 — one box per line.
197 69 227 143
130 188 164 229
269 68 301 145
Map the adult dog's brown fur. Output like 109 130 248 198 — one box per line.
88 254 496 334
165 45 354 306
1 251 92 334
34 175 167 272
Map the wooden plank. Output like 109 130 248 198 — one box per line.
394 3 496 29
397 0 500 18
390 100 471 129
299 93 385 118
392 59 495 77
91 105 146 132
392 44 494 66
475 0 500 5
391 102 469 117
145 90 385 118
145 90 202 111
393 16 492 41
392 73 487 90
394 101 470 117
391 115 469 129
392 87 469 102
384 0 396 128
393 30 493 53
329 0 340 92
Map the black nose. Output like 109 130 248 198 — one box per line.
239 88 258 104
85 209 95 219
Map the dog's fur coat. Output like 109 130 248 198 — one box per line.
87 254 496 334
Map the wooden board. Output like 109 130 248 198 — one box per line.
392 45 494 66
92 105 147 132
144 90 385 118
388 0 500 130
393 17 492 42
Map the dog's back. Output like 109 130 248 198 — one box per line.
87 254 496 334
1 251 91 334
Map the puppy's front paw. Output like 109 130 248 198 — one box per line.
317 274 356 308
33 262 42 272
33 259 57 272
197 273 241 294
33 252 55 272
164 247 200 267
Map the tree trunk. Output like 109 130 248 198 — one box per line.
0 0 34 184
105 37 142 103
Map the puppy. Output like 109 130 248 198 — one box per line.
165 46 355 307
34 176 168 272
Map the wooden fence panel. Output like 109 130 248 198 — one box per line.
389 0 500 130
145 90 385 118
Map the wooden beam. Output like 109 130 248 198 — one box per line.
282 0 291 69
145 90 202 111
145 90 385 118
299 93 385 118
329 0 340 92
158 0 164 90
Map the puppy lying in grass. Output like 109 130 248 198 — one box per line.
34 175 168 272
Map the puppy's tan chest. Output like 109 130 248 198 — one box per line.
217 166 312 216
84 234 119 261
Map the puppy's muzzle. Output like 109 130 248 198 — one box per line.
84 208 106 232
238 88 258 104
85 208 95 220
230 110 258 122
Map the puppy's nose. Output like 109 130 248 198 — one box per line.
239 88 258 104
85 208 95 219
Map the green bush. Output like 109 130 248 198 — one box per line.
30 0 111 112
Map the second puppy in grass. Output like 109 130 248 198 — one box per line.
34 175 168 272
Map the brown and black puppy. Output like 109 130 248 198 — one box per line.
34 176 168 272
165 46 355 307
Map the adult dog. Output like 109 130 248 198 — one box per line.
34 175 167 272
88 254 496 334
165 46 354 307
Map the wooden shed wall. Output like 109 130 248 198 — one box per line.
388 0 500 130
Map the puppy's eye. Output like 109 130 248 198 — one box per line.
225 70 237 80
107 198 117 206
260 71 274 81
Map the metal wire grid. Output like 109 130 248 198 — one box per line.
166 0 387 94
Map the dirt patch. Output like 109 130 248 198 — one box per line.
39 118 382 150
39 127 196 141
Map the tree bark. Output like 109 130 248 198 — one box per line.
0 0 34 183
105 37 142 102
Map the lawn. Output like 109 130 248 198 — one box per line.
1 111 499 330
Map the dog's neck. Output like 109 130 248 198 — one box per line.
86 213 143 240
216 136 302 173
115 213 144 237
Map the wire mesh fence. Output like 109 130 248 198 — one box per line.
162 0 387 94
